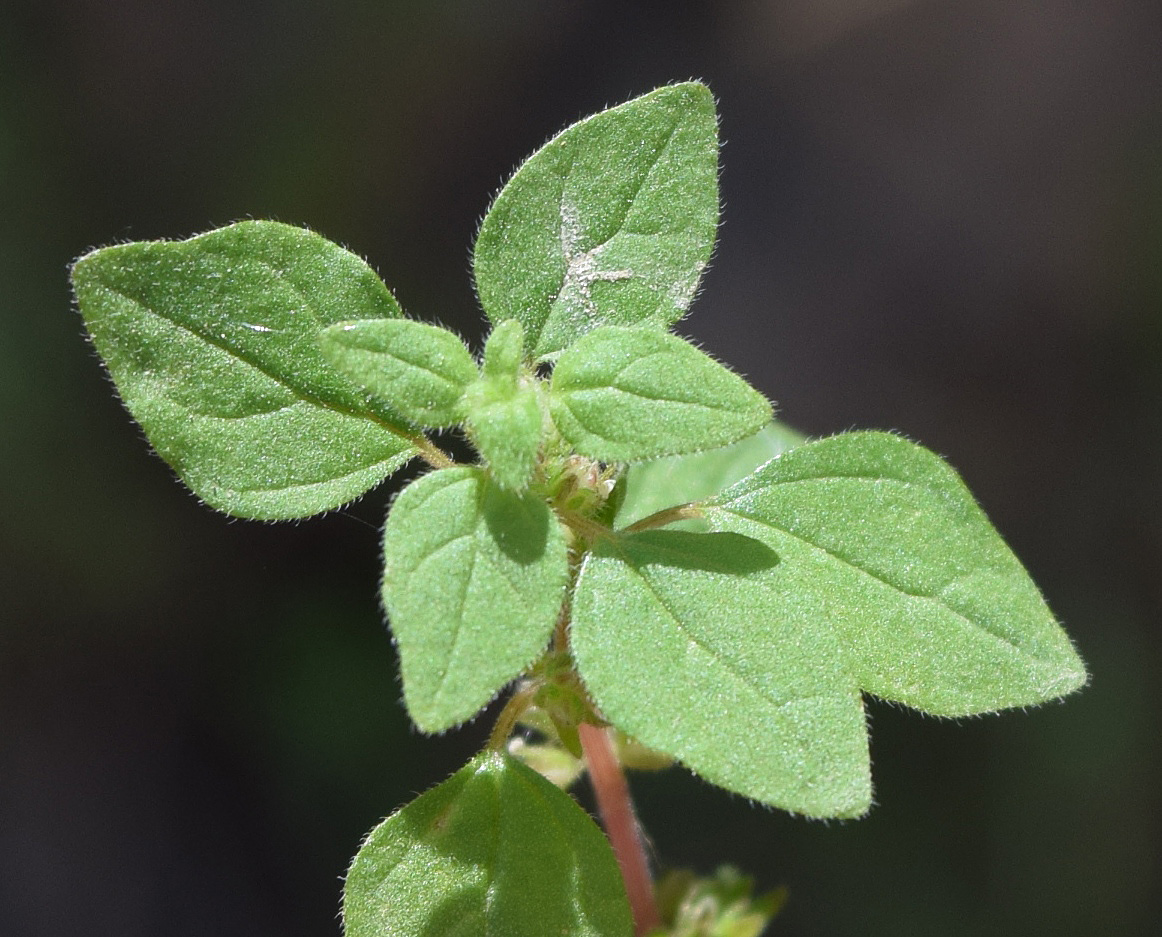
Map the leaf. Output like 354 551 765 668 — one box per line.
549 326 771 462
571 432 1087 817
344 751 632 937
615 421 806 528
71 221 419 520
474 82 719 360
318 318 477 428
463 321 543 490
382 467 569 731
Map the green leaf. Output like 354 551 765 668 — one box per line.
463 321 543 490
382 467 569 731
479 318 525 382
318 318 477 428
549 326 771 462
572 432 1087 817
71 221 419 520
616 421 806 528
474 82 719 360
344 751 632 937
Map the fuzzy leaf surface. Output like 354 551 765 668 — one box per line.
474 82 719 359
464 388 543 491
344 751 632 937
572 432 1087 817
463 320 542 490
382 467 568 731
72 221 418 519
616 421 805 528
549 326 771 462
318 318 477 427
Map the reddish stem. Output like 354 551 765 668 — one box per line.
578 722 661 936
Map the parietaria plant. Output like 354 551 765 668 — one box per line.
72 82 1087 937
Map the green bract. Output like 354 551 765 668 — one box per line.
382 467 569 732
72 221 419 520
344 751 633 937
549 326 772 462
474 82 719 360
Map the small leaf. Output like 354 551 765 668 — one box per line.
71 221 418 520
382 467 569 731
464 321 543 490
572 432 1087 817
344 751 633 937
616 420 806 528
465 389 543 490
474 82 719 359
549 326 771 462
319 318 477 427
479 318 525 381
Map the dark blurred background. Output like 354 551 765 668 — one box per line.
2 1 1160 934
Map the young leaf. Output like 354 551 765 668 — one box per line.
382 467 569 732
571 432 1087 817
479 317 525 382
343 751 632 937
71 221 420 520
615 421 806 528
463 321 543 490
549 326 771 462
474 82 719 360
318 318 477 427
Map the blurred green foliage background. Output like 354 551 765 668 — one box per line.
2 1 1159 934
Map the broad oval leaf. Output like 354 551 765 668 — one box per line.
572 432 1086 817
319 318 477 428
71 221 419 520
382 467 569 731
549 326 772 462
572 528 870 818
343 751 632 937
474 82 719 360
711 432 1087 716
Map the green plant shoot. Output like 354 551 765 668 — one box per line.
71 82 1086 937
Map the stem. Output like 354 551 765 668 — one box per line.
488 681 539 750
579 723 661 936
411 434 455 469
621 502 703 534
556 507 614 545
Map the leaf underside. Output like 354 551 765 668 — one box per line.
382 467 569 732
615 421 806 528
72 220 418 520
343 751 633 937
572 432 1087 817
474 82 719 360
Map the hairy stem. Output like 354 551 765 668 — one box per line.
579 722 660 936
621 501 703 534
411 434 455 469
487 681 539 750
